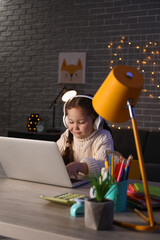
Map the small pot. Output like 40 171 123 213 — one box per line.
84 198 114 230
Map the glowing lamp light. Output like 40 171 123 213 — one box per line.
61 89 77 102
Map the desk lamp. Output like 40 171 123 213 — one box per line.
49 86 77 131
92 65 159 231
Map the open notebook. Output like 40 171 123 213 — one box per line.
0 137 88 188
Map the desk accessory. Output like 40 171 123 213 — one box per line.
85 198 114 230
103 154 131 212
93 65 159 231
127 183 160 209
134 183 160 198
70 197 86 217
86 173 114 230
40 193 86 206
27 114 40 132
106 180 128 212
37 121 45 133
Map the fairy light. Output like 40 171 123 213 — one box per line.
149 94 154 98
143 89 148 92
107 36 160 124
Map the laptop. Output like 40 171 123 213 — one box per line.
0 137 88 188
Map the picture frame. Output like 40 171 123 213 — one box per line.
58 52 86 84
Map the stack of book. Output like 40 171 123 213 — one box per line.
127 183 160 209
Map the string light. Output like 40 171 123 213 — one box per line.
107 36 160 130
143 89 148 92
107 37 159 98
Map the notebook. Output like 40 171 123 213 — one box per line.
0 137 88 188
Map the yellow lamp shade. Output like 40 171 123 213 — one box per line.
92 65 144 123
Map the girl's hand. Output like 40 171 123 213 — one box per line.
66 162 88 179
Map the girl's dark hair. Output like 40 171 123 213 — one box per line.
62 96 111 165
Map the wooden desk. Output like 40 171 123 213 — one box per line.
0 167 159 240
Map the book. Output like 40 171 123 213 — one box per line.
134 183 160 199
127 183 160 209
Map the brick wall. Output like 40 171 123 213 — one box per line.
0 0 160 136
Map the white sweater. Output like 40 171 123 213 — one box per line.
57 129 114 176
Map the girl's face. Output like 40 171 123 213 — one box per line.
67 107 94 139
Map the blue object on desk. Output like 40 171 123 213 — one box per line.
70 198 86 217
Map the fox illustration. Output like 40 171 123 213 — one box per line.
60 58 83 83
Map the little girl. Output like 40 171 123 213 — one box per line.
57 95 114 179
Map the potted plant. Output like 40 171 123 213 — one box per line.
84 172 115 230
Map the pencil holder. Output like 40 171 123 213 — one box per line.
105 180 128 212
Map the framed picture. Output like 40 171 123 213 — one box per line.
58 52 86 84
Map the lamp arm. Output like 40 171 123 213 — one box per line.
127 100 154 227
49 86 66 109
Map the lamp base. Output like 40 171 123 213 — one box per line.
114 219 159 232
